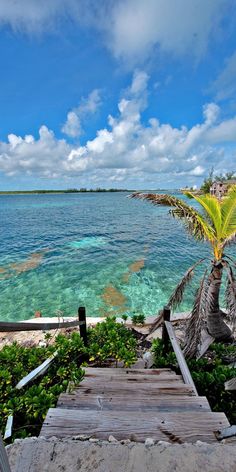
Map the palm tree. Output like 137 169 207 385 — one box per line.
131 186 236 357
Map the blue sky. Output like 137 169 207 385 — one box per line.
0 0 236 190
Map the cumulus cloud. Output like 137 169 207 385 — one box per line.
0 0 231 64
0 71 236 186
62 89 101 138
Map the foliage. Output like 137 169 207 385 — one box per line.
152 338 236 424
200 169 236 193
131 314 146 325
121 314 128 322
200 167 214 193
131 187 236 353
87 317 137 367
0 332 85 440
0 319 138 440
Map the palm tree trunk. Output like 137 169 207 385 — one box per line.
207 262 233 340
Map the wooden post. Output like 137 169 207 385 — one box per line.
162 306 171 354
0 433 11 472
78 306 87 346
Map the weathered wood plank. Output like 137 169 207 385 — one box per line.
0 433 11 472
165 321 198 395
217 425 236 440
0 320 84 332
81 376 184 389
225 377 236 391
197 330 214 360
75 383 196 396
83 373 183 383
3 415 13 440
57 393 211 412
84 368 173 376
40 408 229 443
16 351 58 390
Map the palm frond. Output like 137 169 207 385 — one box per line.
221 185 236 240
130 193 215 242
167 258 205 310
188 194 222 238
183 272 207 359
225 263 236 332
222 233 236 248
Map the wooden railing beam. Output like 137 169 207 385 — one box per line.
165 320 198 396
0 433 11 472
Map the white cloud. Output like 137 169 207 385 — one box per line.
0 0 68 33
0 0 230 65
105 0 227 64
62 89 101 138
61 111 82 138
0 71 236 186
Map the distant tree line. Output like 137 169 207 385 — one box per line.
0 188 134 195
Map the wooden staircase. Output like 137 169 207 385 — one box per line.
40 367 230 443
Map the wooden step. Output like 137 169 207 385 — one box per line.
84 368 174 376
81 375 184 385
40 408 229 443
83 373 183 383
76 380 195 396
57 392 211 412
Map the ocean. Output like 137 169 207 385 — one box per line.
0 191 213 321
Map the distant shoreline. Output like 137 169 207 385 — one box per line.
0 189 135 195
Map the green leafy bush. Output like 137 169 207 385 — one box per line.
88 317 137 367
152 338 236 424
0 333 86 440
131 314 146 325
0 319 138 440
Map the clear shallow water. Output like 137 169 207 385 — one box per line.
0 192 214 321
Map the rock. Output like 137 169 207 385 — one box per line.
108 435 118 442
157 441 171 447
89 438 100 443
38 341 47 347
143 351 154 368
196 441 207 446
121 439 131 445
72 435 91 441
145 438 155 447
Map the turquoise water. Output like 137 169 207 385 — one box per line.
0 192 213 321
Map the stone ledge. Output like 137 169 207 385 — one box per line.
7 437 236 472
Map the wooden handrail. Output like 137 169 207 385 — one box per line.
0 319 85 332
164 320 198 396
0 433 11 472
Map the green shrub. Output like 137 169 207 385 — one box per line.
0 333 86 440
131 313 146 325
152 339 236 424
0 319 138 440
88 317 137 367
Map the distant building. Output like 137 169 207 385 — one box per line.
210 180 236 199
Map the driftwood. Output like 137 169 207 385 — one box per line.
164 321 198 396
217 425 236 440
225 377 236 391
4 415 13 440
16 351 58 390
0 433 11 472
197 330 215 360
0 319 83 332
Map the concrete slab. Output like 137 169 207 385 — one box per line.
7 437 236 472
